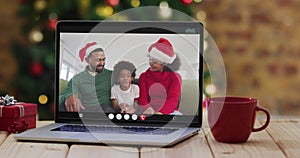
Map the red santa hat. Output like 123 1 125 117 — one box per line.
148 38 176 64
79 42 102 62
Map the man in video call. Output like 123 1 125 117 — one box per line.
59 42 113 113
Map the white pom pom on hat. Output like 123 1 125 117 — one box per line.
79 42 102 62
148 38 176 64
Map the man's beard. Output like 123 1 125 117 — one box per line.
90 64 104 73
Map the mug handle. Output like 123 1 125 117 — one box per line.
252 106 271 132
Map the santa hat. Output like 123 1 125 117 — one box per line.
148 38 176 64
79 42 102 62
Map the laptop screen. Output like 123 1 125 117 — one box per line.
56 21 203 127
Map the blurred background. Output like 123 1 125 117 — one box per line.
1 0 299 119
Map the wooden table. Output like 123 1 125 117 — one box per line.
0 119 299 158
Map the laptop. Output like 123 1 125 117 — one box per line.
15 21 203 147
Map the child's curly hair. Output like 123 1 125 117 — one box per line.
112 61 136 85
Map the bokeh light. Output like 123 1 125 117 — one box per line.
131 0 140 7
38 94 48 104
29 30 43 43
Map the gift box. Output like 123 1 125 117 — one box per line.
0 103 37 132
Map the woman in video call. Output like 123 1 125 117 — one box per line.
111 61 142 114
139 38 182 115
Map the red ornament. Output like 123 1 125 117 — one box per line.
181 0 193 5
30 62 44 76
47 19 58 31
106 0 119 7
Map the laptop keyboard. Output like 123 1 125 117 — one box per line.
51 124 178 135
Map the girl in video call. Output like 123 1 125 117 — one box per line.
111 61 142 114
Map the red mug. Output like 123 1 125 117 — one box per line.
206 97 270 143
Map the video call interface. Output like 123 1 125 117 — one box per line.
58 30 201 122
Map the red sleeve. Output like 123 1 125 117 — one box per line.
138 73 151 111
159 72 182 114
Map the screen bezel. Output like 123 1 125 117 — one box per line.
55 21 203 127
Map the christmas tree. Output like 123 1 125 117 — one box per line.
10 0 202 120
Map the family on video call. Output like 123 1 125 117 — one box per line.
59 37 183 115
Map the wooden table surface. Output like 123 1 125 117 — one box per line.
0 119 299 158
